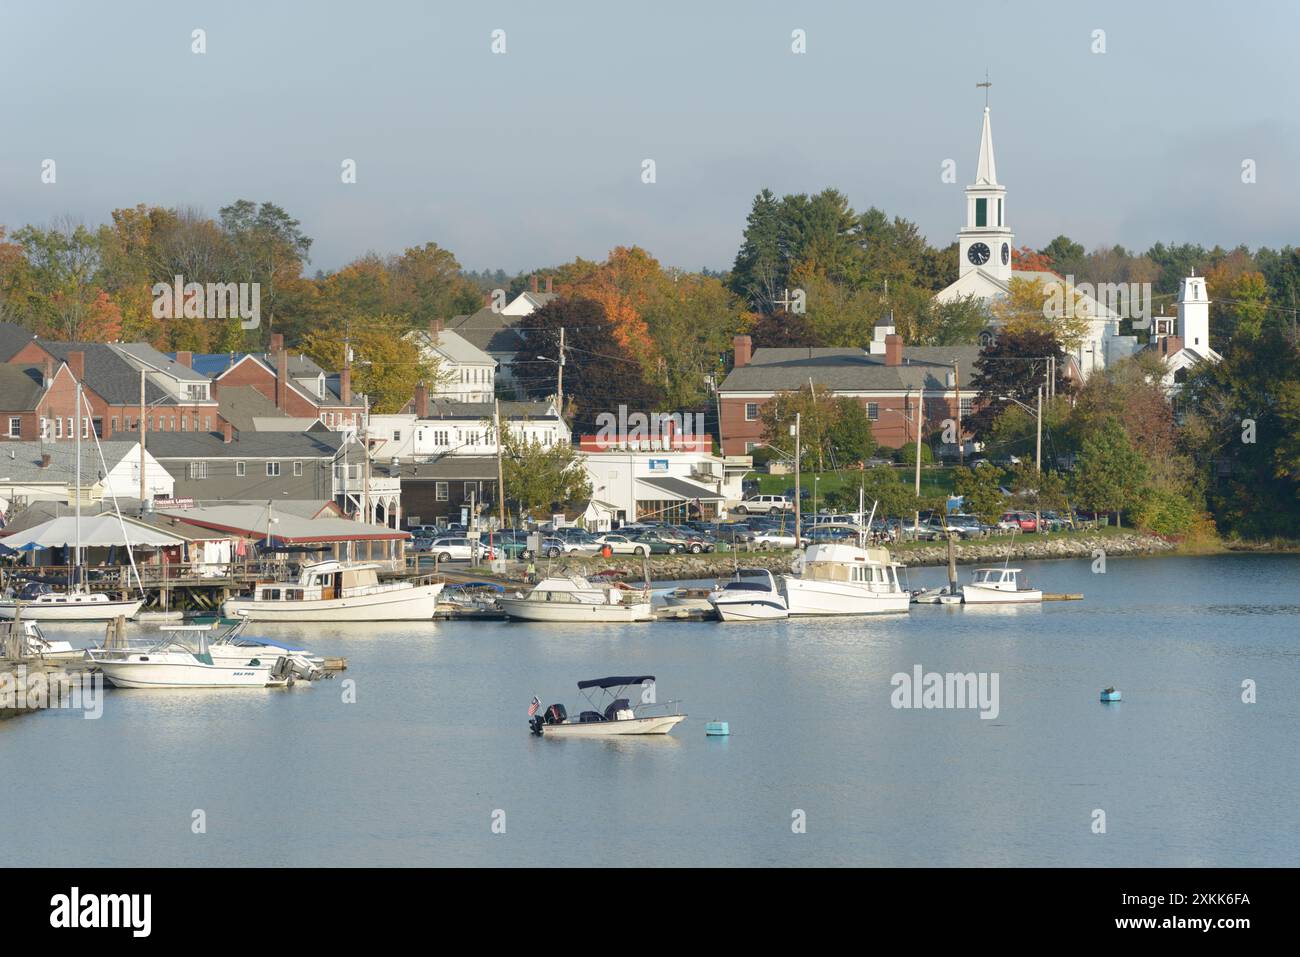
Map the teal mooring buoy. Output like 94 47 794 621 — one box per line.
705 721 730 736
1100 687 1122 703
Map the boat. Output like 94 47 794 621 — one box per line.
707 568 789 621
498 575 654 623
0 619 80 659
960 567 1043 604
660 586 714 612
163 619 326 671
781 542 911 616
0 591 144 622
221 561 443 622
85 628 318 689
528 676 686 736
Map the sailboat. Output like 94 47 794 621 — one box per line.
0 380 144 621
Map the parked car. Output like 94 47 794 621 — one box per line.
429 537 497 562
591 533 647 556
627 531 684 554
998 511 1039 533
712 523 757 545
733 494 794 515
751 527 798 548
663 525 715 553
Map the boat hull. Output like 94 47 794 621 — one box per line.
499 598 654 623
93 660 274 689
708 596 788 621
781 576 911 616
0 598 144 621
221 583 443 621
539 714 686 736
961 585 1043 604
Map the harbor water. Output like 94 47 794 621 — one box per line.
2 553 1297 867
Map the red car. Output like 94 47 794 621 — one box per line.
998 511 1039 533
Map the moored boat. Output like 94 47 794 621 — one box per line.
0 591 144 622
781 542 911 616
707 568 789 621
221 561 443 622
961 567 1043 604
499 576 654 623
528 676 686 736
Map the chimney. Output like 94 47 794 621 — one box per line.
545 276 553 294
413 381 428 417
270 333 284 353
530 275 538 293
884 334 903 367
68 350 85 382
341 348 352 406
40 452 51 469
732 334 752 369
430 318 444 338
175 350 192 369
42 357 53 387
275 344 288 409
483 291 493 308
1160 335 1184 358
222 421 234 443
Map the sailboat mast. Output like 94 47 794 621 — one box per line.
74 379 82 589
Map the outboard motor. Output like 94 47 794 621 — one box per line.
546 703 568 725
529 714 545 735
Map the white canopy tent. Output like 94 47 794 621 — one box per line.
0 515 183 550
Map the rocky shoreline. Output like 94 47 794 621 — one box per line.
519 532 1179 583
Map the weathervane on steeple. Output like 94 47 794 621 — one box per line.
976 69 992 108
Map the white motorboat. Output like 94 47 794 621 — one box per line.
961 567 1043 604
221 561 443 622
161 620 326 671
498 575 654 623
528 676 686 737
0 620 80 659
707 568 789 621
0 591 144 622
660 586 714 612
781 542 911 616
85 630 301 689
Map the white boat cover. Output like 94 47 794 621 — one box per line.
0 515 182 549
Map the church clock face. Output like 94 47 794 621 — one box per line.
967 242 991 266
1001 242 1010 265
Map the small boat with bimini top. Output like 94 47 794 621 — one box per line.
85 627 322 689
528 675 686 736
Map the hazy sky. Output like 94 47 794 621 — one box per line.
3 0 1297 274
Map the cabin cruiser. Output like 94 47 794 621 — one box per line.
528 676 686 736
0 590 144 622
961 567 1043 604
499 575 654 623
707 568 789 621
781 542 911 616
221 561 443 622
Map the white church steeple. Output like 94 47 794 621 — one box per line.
1176 272 1210 352
958 107 1014 284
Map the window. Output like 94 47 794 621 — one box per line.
188 462 208 479
7 417 19 438
997 198 1003 226
266 461 281 477
204 417 211 431
293 461 303 476
392 430 401 441
464 482 477 500
111 417 119 433
959 397 973 418
744 403 759 421
975 197 987 227
55 418 63 439
435 481 448 501
235 461 246 477
867 403 879 421
180 416 188 431
40 417 48 439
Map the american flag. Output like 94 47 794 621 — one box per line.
527 695 541 717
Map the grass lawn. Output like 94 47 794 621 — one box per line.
755 466 960 502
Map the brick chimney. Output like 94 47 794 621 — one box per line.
1159 335 1184 358
545 276 553 294
884 334 903 367
68 350 85 382
429 318 444 338
413 381 428 417
483 291 493 308
733 334 752 369
275 342 288 410
175 350 192 369
40 452 51 469
341 347 352 406
530 275 538 293
270 333 284 353
42 357 53 387
222 421 234 443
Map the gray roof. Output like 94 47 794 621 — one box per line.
0 322 37 362
397 455 500 480
0 439 142 483
0 364 46 410
446 307 526 354
217 385 289 432
719 346 981 395
154 502 404 542
636 476 724 501
146 430 345 460
407 328 495 366
38 341 171 406
112 343 210 382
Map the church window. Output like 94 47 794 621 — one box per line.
975 198 987 227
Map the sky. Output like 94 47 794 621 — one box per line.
2 0 1298 275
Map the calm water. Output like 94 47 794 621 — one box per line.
3 554 1298 867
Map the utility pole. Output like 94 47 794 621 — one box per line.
1035 385 1043 534
912 390 922 536
74 379 81 589
494 398 506 529
557 327 566 413
793 412 801 550
953 359 964 466
138 368 147 505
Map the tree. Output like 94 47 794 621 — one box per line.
218 200 313 344
500 432 592 518
994 276 1090 352
641 271 740 406
747 309 821 347
1072 417 1148 527
953 463 1006 524
827 397 876 465
12 219 104 340
967 326 1069 437
758 383 846 472
300 320 436 414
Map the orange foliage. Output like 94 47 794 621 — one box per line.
1011 246 1057 273
559 246 663 368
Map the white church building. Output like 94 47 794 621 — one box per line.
934 107 1142 379
1146 273 1223 393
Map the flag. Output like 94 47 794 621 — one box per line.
527 695 541 717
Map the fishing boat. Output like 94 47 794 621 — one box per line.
165 619 326 671
221 560 443 622
528 676 686 736
961 567 1043 604
781 542 911 616
85 628 317 689
707 568 789 621
498 575 654 623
